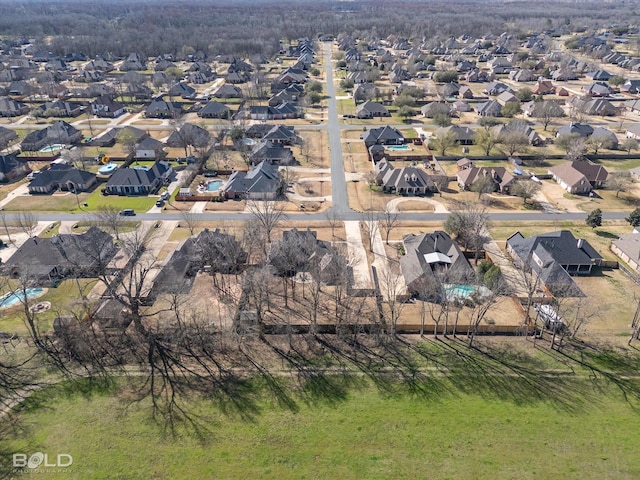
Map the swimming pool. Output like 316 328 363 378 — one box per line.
385 145 410 151
242 138 256 146
98 163 118 175
39 144 66 153
207 180 223 191
444 284 477 299
0 288 45 308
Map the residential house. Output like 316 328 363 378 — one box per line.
104 160 173 195
223 160 283 200
1 227 117 286
262 125 298 145
197 101 230 119
590 127 619 149
552 67 578 81
249 141 295 165
134 137 165 160
0 126 18 147
506 230 602 296
362 126 405 148
509 69 536 82
145 99 183 119
89 126 147 148
475 100 503 117
400 231 475 299
435 125 475 145
0 153 29 182
119 53 145 71
531 79 556 95
28 164 96 194
548 160 608 194
492 122 543 146
570 97 617 117
374 157 445 195
275 67 307 84
488 57 514 75
125 84 153 100
621 79 640 94
90 95 125 118
582 82 613 97
421 102 450 118
496 91 520 105
355 100 390 119
168 82 196 99
152 229 247 295
611 233 640 273
268 228 345 285
626 123 640 140
459 86 474 99
457 166 515 193
586 70 611 81
21 121 82 151
37 101 83 117
166 123 210 150
0 97 28 117
556 123 594 138
353 83 378 103
483 82 510 96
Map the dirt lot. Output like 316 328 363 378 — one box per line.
293 130 329 168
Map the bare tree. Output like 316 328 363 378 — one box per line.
0 211 13 244
429 130 457 156
246 200 286 243
16 211 37 238
92 205 125 240
606 172 633 198
511 179 541 205
443 202 489 264
377 263 406 337
361 210 380 253
379 205 399 245
116 128 137 158
499 130 529 156
325 209 341 238
180 211 199 236
469 174 496 200
533 100 564 131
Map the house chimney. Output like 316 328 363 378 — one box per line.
577 238 584 249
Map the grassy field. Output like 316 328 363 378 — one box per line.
3 370 640 480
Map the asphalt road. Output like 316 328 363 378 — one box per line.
324 41 351 216
12 210 629 224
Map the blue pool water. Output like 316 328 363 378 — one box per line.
242 138 256 146
444 284 477 299
39 144 65 153
98 163 118 174
385 145 410 151
207 180 223 191
0 288 44 308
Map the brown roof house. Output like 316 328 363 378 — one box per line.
548 160 608 194
611 233 640 273
374 157 445 196
457 166 515 194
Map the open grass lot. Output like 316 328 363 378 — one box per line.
3 358 640 480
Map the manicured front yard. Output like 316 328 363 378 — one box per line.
82 188 158 212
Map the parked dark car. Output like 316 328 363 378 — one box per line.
119 209 135 216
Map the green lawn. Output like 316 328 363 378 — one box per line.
3 372 640 480
83 188 157 212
